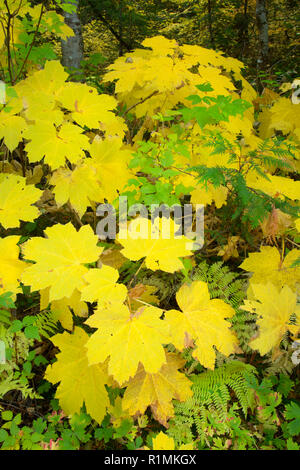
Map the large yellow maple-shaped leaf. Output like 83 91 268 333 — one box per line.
0 236 27 297
80 266 127 307
165 281 237 369
0 174 42 229
0 113 27 151
122 353 192 427
50 162 103 218
24 122 90 169
16 61 68 98
40 288 88 331
267 97 299 135
241 283 299 356
89 136 132 203
45 327 109 423
57 82 117 130
240 246 300 294
22 91 64 126
118 217 193 273
15 61 68 126
21 223 103 301
85 304 170 385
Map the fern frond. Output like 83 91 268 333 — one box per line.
181 361 257 418
0 372 38 399
169 361 257 446
34 310 58 339
192 260 246 309
0 309 11 326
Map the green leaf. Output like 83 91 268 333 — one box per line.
1 410 13 421
286 438 299 450
9 320 23 333
285 402 300 436
0 429 9 442
22 316 35 326
24 325 40 340
277 374 293 398
23 361 32 375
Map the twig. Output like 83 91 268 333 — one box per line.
121 90 159 117
13 2 45 84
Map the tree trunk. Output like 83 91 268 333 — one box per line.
256 0 269 67
241 0 249 58
61 0 84 79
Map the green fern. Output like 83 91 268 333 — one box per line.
0 292 14 327
0 372 38 400
168 361 257 445
191 361 257 416
192 260 246 309
34 310 58 339
231 309 257 353
0 309 10 327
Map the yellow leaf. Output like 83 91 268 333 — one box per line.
122 353 192 427
240 246 300 294
191 183 228 208
45 327 109 423
89 136 132 203
118 217 193 273
85 304 170 385
0 236 27 296
145 430 194 450
246 172 300 201
142 36 178 56
21 223 103 301
151 432 175 450
0 113 27 151
40 288 88 331
22 92 64 125
269 97 299 134
165 281 237 369
57 82 117 130
24 122 90 169
50 162 103 218
0 174 41 229
16 61 68 97
241 283 299 355
80 266 127 307
15 61 68 125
